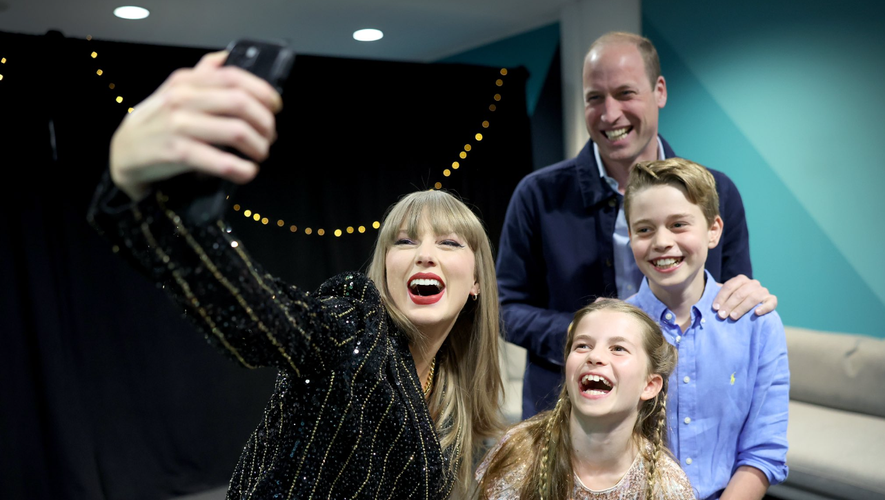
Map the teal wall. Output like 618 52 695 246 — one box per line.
642 0 885 337
440 23 560 116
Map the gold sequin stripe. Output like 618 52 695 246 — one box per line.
325 384 391 499
394 354 432 499
385 453 416 500
245 424 263 496
156 204 303 375
136 215 256 369
237 426 262 497
318 297 358 346
259 376 286 486
245 382 286 499
326 320 387 497
219 221 328 368
309 387 359 499
366 343 410 499
258 405 272 484
370 406 408 500
348 393 398 498
328 350 391 498
237 437 250 495
402 481 421 499
286 371 337 500
326 390 390 499
244 395 285 499
329 305 357 345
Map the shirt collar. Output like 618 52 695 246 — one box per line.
633 269 721 327
593 136 665 193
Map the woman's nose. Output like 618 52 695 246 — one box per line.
414 244 437 266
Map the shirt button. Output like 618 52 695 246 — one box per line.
701 318 706 324
685 458 693 465
675 336 682 343
608 198 617 208
683 376 690 384
665 313 673 321
627 284 634 291
684 417 691 424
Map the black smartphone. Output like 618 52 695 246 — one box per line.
156 39 295 223
223 39 295 96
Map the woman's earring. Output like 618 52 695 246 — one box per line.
471 293 479 301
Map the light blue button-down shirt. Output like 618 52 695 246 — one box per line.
627 271 789 500
593 138 665 299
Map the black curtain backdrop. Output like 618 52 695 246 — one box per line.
0 32 532 499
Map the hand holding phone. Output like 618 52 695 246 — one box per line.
155 40 295 222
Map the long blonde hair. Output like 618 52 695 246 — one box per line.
367 190 504 497
478 299 677 499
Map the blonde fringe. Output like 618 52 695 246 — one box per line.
364 189 505 498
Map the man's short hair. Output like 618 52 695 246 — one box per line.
588 32 662 89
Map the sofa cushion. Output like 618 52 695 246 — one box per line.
785 326 885 418
500 341 527 423
781 400 885 499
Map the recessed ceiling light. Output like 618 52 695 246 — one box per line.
114 6 150 20
353 29 383 42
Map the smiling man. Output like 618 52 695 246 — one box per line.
496 31 778 418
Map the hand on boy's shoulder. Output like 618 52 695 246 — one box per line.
713 274 778 321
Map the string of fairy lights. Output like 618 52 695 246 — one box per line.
3 37 510 239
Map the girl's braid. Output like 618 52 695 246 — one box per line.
538 396 565 500
644 393 668 499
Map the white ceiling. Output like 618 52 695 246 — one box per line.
1 0 567 61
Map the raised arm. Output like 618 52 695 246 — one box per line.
109 51 281 202
89 51 367 376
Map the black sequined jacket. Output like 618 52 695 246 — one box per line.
88 175 458 499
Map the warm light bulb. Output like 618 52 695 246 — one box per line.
353 29 383 42
114 6 150 20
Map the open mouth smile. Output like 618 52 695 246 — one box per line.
579 373 614 397
408 273 445 304
650 257 684 272
604 126 632 142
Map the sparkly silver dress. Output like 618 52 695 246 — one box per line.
88 177 458 499
476 423 695 500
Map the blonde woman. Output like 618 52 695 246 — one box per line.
476 299 693 499
89 51 503 499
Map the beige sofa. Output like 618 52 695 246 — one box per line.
499 326 885 499
768 327 885 500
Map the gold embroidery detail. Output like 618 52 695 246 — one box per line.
139 220 255 368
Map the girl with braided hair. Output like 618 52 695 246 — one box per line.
475 299 694 499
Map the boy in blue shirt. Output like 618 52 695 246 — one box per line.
623 158 789 499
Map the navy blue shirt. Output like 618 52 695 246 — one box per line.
496 137 753 417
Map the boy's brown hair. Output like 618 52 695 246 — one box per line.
624 157 720 228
